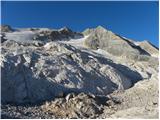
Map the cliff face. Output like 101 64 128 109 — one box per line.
1 25 159 119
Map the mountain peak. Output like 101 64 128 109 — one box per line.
1 25 14 32
96 25 106 30
95 25 108 32
59 26 72 33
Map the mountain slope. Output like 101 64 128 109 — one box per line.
135 40 159 57
0 25 159 119
83 26 158 59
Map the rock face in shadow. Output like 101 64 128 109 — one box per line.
33 27 83 41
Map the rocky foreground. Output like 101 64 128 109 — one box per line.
0 25 159 118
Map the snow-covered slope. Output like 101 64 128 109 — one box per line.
5 30 36 42
59 35 89 47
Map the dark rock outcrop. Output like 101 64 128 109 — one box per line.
33 27 83 41
1 25 14 32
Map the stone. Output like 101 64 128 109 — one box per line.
83 26 152 58
1 25 14 32
1 25 158 119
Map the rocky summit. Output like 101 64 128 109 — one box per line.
1 25 159 119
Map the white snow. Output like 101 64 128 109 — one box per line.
134 42 140 46
122 36 128 39
88 55 94 59
38 28 53 32
95 49 110 55
44 42 51 49
60 35 90 47
5 30 36 42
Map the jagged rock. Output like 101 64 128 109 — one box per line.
33 27 83 41
99 74 159 118
41 93 104 118
1 25 158 119
58 27 73 35
137 40 159 57
1 25 14 32
65 93 76 102
83 26 151 58
1 41 138 104
1 33 7 43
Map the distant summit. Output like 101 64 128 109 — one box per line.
0 25 14 32
1 25 158 58
83 26 158 58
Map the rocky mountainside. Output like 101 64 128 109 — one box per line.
135 40 159 57
1 25 159 119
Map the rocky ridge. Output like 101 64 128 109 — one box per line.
0 25 159 118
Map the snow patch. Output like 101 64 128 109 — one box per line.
60 35 90 47
95 49 108 55
88 55 94 59
5 30 36 42
134 42 140 46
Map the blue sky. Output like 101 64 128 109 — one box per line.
1 1 159 47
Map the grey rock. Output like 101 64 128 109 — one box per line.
1 25 14 32
1 25 158 119
83 26 151 58
65 93 76 102
1 40 136 104
137 40 159 57
33 27 83 41
41 92 104 118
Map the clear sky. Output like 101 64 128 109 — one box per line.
1 1 159 47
